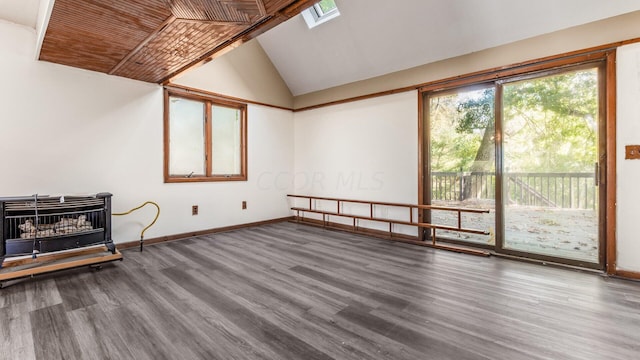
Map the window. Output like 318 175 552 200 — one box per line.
314 0 338 16
302 0 340 29
164 88 247 182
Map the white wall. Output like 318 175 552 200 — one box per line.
0 20 294 244
616 43 640 272
3 15 639 272
294 56 640 272
295 11 640 109
293 91 419 235
173 39 293 109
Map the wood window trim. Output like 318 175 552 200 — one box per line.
605 51 617 275
295 37 640 113
164 84 293 111
418 51 611 93
417 50 617 274
163 87 248 183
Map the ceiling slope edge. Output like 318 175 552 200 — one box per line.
292 10 640 110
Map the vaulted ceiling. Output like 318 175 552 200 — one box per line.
37 0 316 83
0 0 39 28
257 0 640 95
2 1 640 96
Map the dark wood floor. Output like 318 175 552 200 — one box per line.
1 222 640 359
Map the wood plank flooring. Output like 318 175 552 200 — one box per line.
1 222 640 359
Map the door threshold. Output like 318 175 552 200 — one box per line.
490 251 604 274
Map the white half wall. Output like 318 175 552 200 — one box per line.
616 43 640 272
293 91 419 235
0 20 294 244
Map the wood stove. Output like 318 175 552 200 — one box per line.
0 193 116 266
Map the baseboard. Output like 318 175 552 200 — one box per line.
291 218 489 256
116 216 295 250
615 269 640 281
293 217 417 240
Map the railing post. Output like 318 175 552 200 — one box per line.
459 169 464 201
569 177 573 209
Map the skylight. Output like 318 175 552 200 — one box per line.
302 0 340 29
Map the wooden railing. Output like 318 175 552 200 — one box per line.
287 194 491 256
506 172 596 209
432 171 596 209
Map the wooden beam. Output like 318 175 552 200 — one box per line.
288 194 490 213
1 245 109 269
109 15 177 75
161 0 318 84
0 249 122 283
290 207 489 235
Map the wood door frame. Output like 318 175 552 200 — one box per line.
418 50 616 273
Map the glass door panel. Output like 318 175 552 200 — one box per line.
428 87 496 245
501 69 599 263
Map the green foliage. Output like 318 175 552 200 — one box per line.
456 89 494 134
503 69 597 172
317 0 337 13
430 88 495 172
429 68 598 174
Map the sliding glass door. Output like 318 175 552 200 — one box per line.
427 86 496 246
501 68 601 264
424 63 605 268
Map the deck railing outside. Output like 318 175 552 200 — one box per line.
432 172 596 209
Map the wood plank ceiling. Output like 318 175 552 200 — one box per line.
39 0 316 83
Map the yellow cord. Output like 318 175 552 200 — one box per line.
113 201 160 251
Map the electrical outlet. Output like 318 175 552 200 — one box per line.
242 201 247 210
625 145 640 159
192 205 198 215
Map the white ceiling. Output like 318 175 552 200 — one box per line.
0 0 40 29
258 0 640 96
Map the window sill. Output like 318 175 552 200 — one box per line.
164 175 247 183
